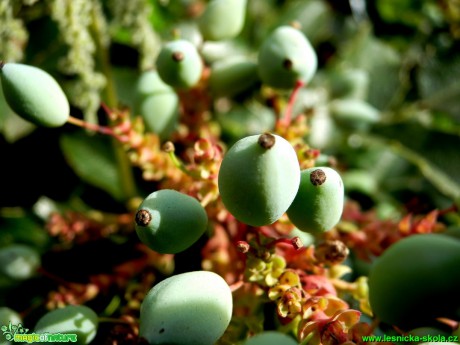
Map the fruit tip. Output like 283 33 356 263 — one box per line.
172 51 184 62
258 132 276 149
162 141 175 153
310 169 326 186
135 209 152 226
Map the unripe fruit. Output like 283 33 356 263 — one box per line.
134 189 208 254
198 0 247 41
133 70 179 140
242 331 298 345
286 167 344 233
0 62 69 127
328 68 369 100
257 26 317 89
408 327 451 339
155 40 203 89
139 271 232 345
217 102 275 141
218 133 300 226
34 305 98 345
0 307 22 326
329 98 380 130
0 244 41 280
368 234 460 330
443 226 460 240
209 57 259 97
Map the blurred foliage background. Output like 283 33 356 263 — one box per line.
0 0 460 339
1 0 459 215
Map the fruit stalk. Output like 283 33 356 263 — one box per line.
280 79 304 127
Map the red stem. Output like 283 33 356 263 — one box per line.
438 203 458 216
280 80 305 127
67 116 129 143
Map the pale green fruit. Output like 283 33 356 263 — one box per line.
409 327 451 342
198 0 247 41
0 307 22 345
258 26 317 89
368 234 460 330
156 40 203 89
328 68 370 100
286 167 344 233
34 305 98 345
0 307 21 325
329 98 380 130
209 57 259 97
134 189 208 254
139 271 233 345
0 62 69 127
242 331 298 345
216 101 275 141
134 70 179 140
218 133 300 226
0 244 40 281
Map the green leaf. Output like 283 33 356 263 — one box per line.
0 212 49 251
60 131 125 201
338 24 402 110
361 130 460 204
417 55 460 122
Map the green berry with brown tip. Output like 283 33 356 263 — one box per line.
257 26 317 89
218 133 300 226
134 189 208 254
155 40 203 89
286 167 344 233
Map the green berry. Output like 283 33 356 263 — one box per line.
328 68 369 100
198 0 247 41
34 305 98 345
218 133 300 226
209 57 259 97
139 271 232 345
133 70 179 140
134 189 208 254
217 101 275 141
0 307 22 326
156 40 203 89
329 98 380 130
286 167 344 233
242 331 298 345
257 26 317 89
0 62 69 127
0 244 40 281
368 234 460 330
442 226 460 240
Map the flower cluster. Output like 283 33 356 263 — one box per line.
49 0 108 124
328 201 447 261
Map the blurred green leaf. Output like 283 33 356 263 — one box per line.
338 24 402 110
274 0 333 45
363 125 460 203
60 131 125 201
417 55 460 122
112 67 139 111
0 213 49 251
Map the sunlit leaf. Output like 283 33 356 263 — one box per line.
60 131 125 201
